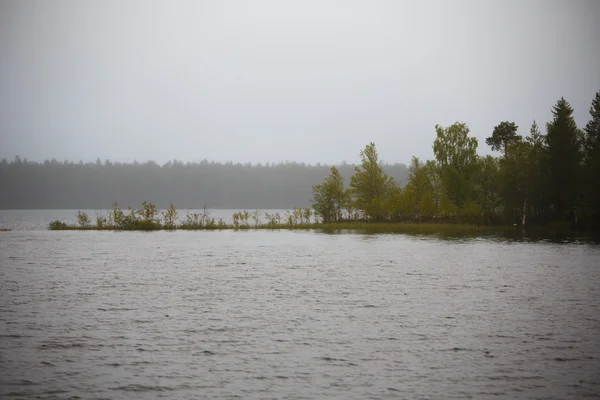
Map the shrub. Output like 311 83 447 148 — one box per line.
162 204 178 229
136 201 160 224
76 211 91 227
96 214 107 228
49 220 69 230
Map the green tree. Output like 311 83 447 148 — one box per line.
524 120 548 223
582 90 600 225
311 166 349 223
349 142 398 221
424 160 442 210
486 121 520 157
584 91 600 155
403 157 435 218
545 97 582 221
433 123 478 171
499 140 535 226
433 123 479 208
471 155 500 218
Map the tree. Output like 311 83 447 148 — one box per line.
424 160 442 210
545 97 582 221
486 121 520 157
403 157 435 218
584 90 600 156
311 166 349 223
433 123 479 208
433 123 478 171
349 142 398 221
499 140 534 226
471 155 500 218
582 90 600 225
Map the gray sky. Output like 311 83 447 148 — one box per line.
1 0 599 165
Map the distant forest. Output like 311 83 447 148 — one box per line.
0 158 409 209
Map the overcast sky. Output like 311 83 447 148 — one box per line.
1 0 599 165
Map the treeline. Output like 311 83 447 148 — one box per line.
0 158 408 209
311 92 600 229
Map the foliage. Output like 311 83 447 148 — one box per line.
137 201 160 224
486 121 520 157
582 91 600 226
162 204 178 229
433 123 479 208
49 220 69 230
181 208 214 229
433 123 478 171
76 211 91 227
349 143 398 221
96 214 107 228
109 202 125 227
264 212 281 226
311 166 349 223
545 97 582 221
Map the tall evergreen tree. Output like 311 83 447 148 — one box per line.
545 97 582 221
582 91 600 225
584 91 600 156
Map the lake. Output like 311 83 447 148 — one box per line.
1 211 599 399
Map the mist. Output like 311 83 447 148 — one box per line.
0 158 409 209
1 0 599 165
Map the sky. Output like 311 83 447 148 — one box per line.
0 0 599 165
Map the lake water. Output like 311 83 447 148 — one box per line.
1 211 600 399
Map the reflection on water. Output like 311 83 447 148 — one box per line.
0 213 599 399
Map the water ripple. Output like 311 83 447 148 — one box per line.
1 230 599 399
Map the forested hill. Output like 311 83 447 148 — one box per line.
0 159 409 209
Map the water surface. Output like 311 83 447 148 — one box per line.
1 214 599 399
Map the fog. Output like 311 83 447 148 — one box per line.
0 158 409 209
1 0 599 165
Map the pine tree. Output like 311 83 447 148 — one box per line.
545 97 582 221
582 91 600 225
486 121 520 157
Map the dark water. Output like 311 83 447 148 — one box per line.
1 215 600 399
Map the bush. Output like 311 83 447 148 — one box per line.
49 220 69 230
76 211 91 227
96 214 107 228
